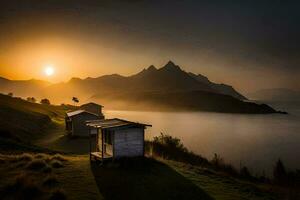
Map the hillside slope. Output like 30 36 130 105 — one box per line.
0 94 66 151
0 77 49 98
91 90 279 113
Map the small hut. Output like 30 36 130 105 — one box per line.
87 118 151 160
80 102 104 118
65 110 101 137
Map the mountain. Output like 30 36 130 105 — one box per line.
90 90 279 113
43 61 247 102
128 61 216 92
0 61 284 113
248 88 300 102
188 72 247 100
0 77 50 98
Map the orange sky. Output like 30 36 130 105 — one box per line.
0 35 296 94
0 1 299 94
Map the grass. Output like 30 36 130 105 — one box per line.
0 153 103 200
26 159 49 171
0 94 69 151
1 152 284 200
2 173 43 200
50 160 64 168
164 159 279 200
91 157 213 200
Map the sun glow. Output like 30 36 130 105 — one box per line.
44 65 55 76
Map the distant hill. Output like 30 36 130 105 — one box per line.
91 90 278 113
0 77 50 98
188 72 247 100
248 88 300 102
45 61 247 101
0 61 285 113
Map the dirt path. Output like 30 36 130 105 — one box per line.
35 122 91 154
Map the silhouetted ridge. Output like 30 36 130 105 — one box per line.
69 77 82 82
147 65 157 71
1 61 279 113
0 77 9 81
161 60 182 71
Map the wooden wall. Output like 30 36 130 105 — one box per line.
113 127 144 158
72 113 100 136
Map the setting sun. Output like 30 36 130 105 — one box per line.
44 66 55 76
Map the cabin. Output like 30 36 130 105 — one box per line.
65 110 101 137
80 102 104 119
86 118 151 160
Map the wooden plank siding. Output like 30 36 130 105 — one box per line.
71 113 100 136
113 128 145 158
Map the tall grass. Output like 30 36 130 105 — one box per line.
146 133 209 166
0 153 67 199
147 133 300 189
146 133 259 181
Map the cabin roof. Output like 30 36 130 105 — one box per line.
81 102 104 108
66 110 98 117
86 118 151 129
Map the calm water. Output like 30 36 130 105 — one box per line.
105 103 300 174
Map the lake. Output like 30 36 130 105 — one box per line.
104 102 300 175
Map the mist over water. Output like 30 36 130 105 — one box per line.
105 103 300 175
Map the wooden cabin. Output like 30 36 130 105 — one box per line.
65 110 101 137
86 118 151 160
80 102 104 119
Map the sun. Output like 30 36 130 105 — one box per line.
44 65 55 76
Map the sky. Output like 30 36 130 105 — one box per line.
0 0 299 93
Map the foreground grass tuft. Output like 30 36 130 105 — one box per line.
18 153 34 162
50 160 64 168
51 154 68 162
2 173 43 199
34 153 49 159
26 159 49 171
0 153 72 199
8 153 33 163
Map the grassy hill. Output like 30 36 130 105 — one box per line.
0 153 283 200
0 94 69 151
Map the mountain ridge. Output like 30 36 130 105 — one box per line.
0 61 285 114
0 61 246 101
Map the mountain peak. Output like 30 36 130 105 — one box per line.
162 60 181 71
69 77 82 83
147 65 157 71
132 65 157 77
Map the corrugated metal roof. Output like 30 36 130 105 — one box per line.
86 118 151 129
66 110 98 117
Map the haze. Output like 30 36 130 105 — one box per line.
0 0 299 94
